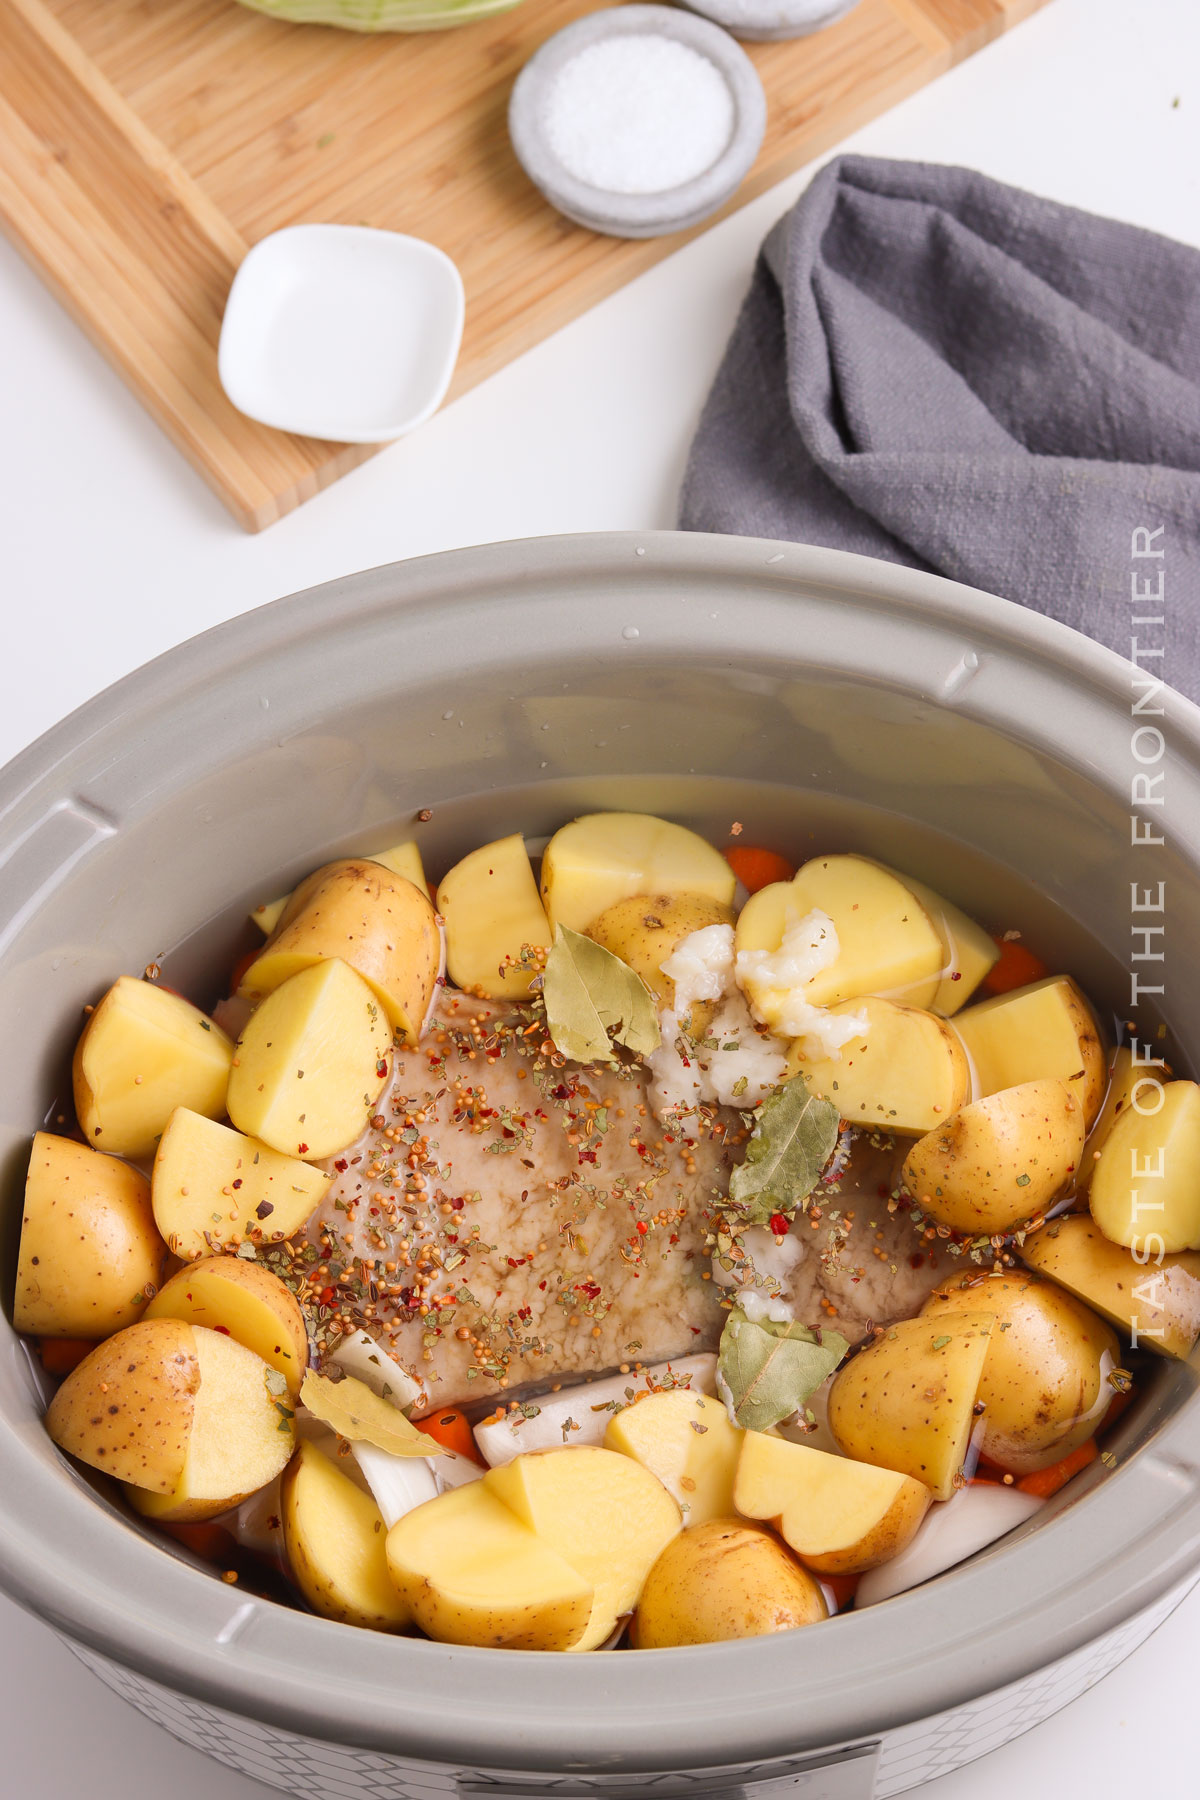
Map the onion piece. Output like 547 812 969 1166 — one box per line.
473 1353 717 1467
330 1329 423 1412
855 1484 1042 1607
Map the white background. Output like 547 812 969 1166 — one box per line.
2 0 1199 1792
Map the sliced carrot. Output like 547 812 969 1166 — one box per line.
981 936 1049 995
818 1571 860 1610
414 1407 486 1465
37 1337 99 1376
162 1521 240 1562
724 846 795 894
1016 1438 1098 1500
231 948 259 991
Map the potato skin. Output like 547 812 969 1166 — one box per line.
1021 1213 1200 1359
922 1271 1119 1474
240 858 440 1043
45 1319 199 1493
902 1078 1086 1234
586 892 735 1013
15 1133 166 1338
632 1518 827 1647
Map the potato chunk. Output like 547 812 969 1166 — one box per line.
921 1271 1118 1473
145 1255 308 1394
789 997 971 1136
386 1482 594 1651
240 859 440 1044
73 976 233 1158
901 1079 1086 1235
604 1390 741 1525
46 1319 199 1493
227 959 392 1160
587 892 735 1012
152 1109 330 1256
15 1133 166 1338
1022 1213 1200 1359
953 975 1105 1127
128 1325 295 1522
540 812 736 935
1078 1045 1168 1195
437 834 551 1000
632 1518 826 1647
485 1446 681 1651
734 1431 929 1574
282 1440 411 1631
827 1312 995 1501
1089 1079 1200 1253
871 865 998 1014
735 856 944 1026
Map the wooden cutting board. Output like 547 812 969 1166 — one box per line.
0 0 1049 530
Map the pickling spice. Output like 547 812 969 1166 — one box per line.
543 34 736 196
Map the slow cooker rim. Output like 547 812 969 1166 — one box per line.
2 531 1199 1776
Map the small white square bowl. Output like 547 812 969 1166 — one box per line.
218 223 465 443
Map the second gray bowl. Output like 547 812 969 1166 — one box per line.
508 5 767 239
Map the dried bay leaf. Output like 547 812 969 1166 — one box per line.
300 1370 444 1456
717 1312 848 1433
727 1075 840 1226
543 926 661 1064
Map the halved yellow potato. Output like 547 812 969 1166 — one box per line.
45 1319 200 1493
870 865 998 1014
587 892 735 1014
152 1109 330 1256
540 813 736 935
437 834 551 1000
282 1439 411 1631
827 1312 995 1501
227 959 392 1161
145 1254 308 1394
485 1445 681 1651
632 1517 827 1647
239 859 440 1044
1089 1079 1200 1253
369 839 427 891
788 997 972 1136
733 1430 930 1574
73 976 233 1159
128 1325 295 1522
953 975 1105 1127
1078 1046 1168 1195
1022 1213 1200 1358
15 1133 166 1338
386 1481 594 1651
735 855 944 1028
921 1271 1118 1473
901 1079 1086 1235
604 1390 741 1525
250 896 289 937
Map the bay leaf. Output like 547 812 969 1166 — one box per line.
727 1074 840 1226
300 1370 445 1457
717 1310 849 1433
543 925 661 1064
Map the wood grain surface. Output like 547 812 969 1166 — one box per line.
0 0 1050 529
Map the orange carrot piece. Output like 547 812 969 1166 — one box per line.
37 1337 99 1376
414 1408 486 1465
163 1521 240 1562
231 948 259 991
724 846 795 894
1016 1438 1098 1500
981 937 1049 995
818 1572 860 1610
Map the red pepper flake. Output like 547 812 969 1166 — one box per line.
636 1221 649 1236
297 1143 309 1155
334 1158 348 1173
231 1179 243 1190
769 1212 789 1237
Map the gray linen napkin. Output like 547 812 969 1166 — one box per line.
680 155 1200 695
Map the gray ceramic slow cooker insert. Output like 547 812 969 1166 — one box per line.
1 533 1198 1800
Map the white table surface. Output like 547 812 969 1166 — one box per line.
3 0 1199 1792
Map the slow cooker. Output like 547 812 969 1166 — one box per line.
2 533 1198 1800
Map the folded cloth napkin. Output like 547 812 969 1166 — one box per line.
680 155 1200 694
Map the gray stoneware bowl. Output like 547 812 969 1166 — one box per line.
1 533 1199 1800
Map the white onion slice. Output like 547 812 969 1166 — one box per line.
855 1483 1043 1607
330 1329 423 1412
473 1353 717 1467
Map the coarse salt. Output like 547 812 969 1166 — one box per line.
543 35 735 196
